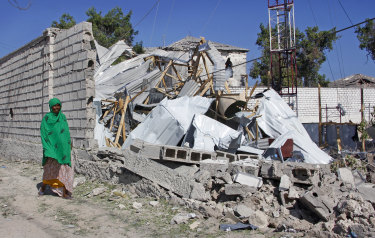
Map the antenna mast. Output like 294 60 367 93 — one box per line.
268 0 297 96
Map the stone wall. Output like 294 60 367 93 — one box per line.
230 86 375 124
0 22 97 154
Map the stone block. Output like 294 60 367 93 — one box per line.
233 172 263 188
224 184 257 196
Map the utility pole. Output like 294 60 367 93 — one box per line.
268 0 297 97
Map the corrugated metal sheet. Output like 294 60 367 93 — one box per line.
178 80 200 97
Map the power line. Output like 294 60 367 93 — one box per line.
337 0 353 25
133 0 161 29
149 0 160 46
334 17 375 34
200 0 221 35
308 0 336 81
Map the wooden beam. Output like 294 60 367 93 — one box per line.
157 60 173 89
166 73 180 82
245 127 255 140
121 96 130 143
114 96 129 144
129 87 147 103
171 64 183 82
199 80 212 96
109 103 118 131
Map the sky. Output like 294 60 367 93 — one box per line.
0 0 374 83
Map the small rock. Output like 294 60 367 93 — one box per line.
189 221 200 230
118 204 126 209
65 224 75 229
272 211 280 218
73 177 86 188
132 202 142 210
90 187 107 197
170 213 193 224
149 201 159 207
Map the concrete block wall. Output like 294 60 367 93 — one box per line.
229 86 375 124
0 22 96 152
0 35 48 143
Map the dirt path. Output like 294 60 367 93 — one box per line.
0 158 279 238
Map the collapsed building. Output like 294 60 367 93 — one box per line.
1 22 375 236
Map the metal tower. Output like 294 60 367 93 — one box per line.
268 0 297 95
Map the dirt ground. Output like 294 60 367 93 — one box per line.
0 157 292 238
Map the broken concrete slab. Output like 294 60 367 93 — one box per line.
224 184 257 196
357 183 375 204
100 147 209 201
260 161 330 185
233 172 263 188
337 168 355 188
279 175 291 191
299 190 333 221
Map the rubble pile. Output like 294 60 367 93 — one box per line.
85 38 375 236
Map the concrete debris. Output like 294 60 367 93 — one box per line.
224 184 256 196
337 168 356 188
234 204 253 218
233 172 263 188
279 175 291 191
299 190 333 221
248 210 269 229
77 38 375 236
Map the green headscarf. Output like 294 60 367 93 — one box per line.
40 98 71 166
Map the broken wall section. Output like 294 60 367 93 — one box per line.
0 22 97 156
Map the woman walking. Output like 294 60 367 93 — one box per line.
39 98 73 199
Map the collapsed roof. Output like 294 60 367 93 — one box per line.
92 38 332 165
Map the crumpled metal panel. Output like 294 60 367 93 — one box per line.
257 89 332 164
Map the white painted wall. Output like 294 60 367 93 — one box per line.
230 86 375 124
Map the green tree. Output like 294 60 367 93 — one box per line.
250 24 338 87
132 41 145 54
51 13 76 29
355 19 375 61
86 7 138 48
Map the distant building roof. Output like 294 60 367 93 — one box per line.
329 74 375 88
163 36 249 52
